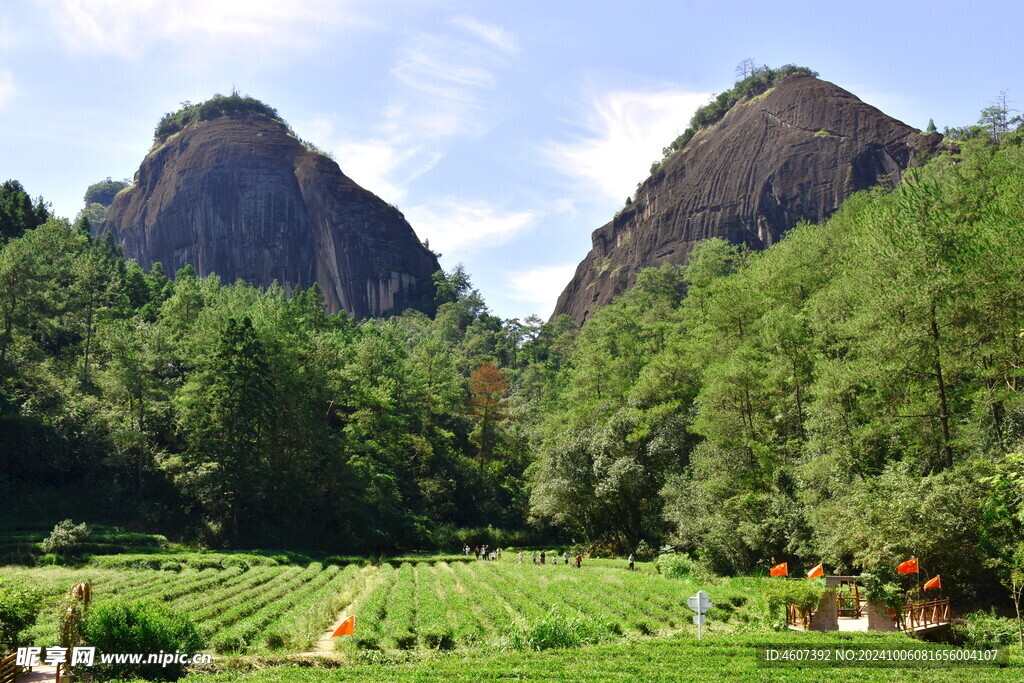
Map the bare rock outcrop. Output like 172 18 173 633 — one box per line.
100 112 439 317
552 74 954 323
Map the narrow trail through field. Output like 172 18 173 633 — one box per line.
306 565 381 655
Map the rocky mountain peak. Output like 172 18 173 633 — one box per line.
100 100 439 317
552 73 955 323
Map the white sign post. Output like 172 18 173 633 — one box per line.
686 590 713 640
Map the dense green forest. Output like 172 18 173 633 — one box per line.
533 134 1024 601
3 116 1024 604
0 192 579 550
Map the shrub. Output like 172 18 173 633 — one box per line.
656 551 701 579
503 607 610 651
90 552 278 571
40 519 90 556
766 578 826 627
861 572 903 624
953 610 1018 648
154 93 283 144
83 178 130 207
0 579 44 649
633 540 656 562
82 600 204 681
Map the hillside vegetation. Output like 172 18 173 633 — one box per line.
0 206 573 550
532 136 1024 602
154 93 284 143
3 94 1024 612
657 63 817 165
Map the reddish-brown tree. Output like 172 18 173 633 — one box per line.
467 361 511 466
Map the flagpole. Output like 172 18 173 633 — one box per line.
917 556 922 599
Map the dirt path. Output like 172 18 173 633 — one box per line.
305 565 381 655
17 667 59 683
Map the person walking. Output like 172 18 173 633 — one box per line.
540 549 546 566
474 546 480 560
563 551 569 566
532 550 538 565
518 550 524 565
575 553 582 569
628 553 635 571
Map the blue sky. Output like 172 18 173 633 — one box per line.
1 0 1020 319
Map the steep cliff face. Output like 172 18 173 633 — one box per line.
552 74 955 323
100 113 439 317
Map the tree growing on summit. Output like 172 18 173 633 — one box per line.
84 178 130 207
735 58 756 80
979 91 1017 144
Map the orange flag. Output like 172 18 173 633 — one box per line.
770 562 788 577
331 615 355 637
807 563 824 579
923 575 941 590
897 558 919 575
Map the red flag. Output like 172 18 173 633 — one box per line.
923 575 941 590
770 562 788 577
897 558 919 575
807 563 824 579
331 615 355 637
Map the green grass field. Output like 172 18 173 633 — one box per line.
4 559 368 653
5 553 1023 681
186 633 1024 683
0 521 170 565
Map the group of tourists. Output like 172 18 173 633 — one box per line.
464 545 503 561
520 548 583 569
460 544 585 569
460 543 643 572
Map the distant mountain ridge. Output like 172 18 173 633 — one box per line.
552 73 955 323
99 104 439 317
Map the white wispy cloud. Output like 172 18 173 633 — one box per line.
305 16 518 202
450 15 519 53
387 26 508 141
301 116 424 202
544 87 710 200
0 70 15 109
404 199 537 258
506 264 579 316
38 0 363 57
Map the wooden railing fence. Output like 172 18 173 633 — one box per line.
901 597 951 631
787 603 813 627
0 653 20 683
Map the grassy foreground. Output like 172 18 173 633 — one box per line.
181 631 1023 682
7 552 1023 681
